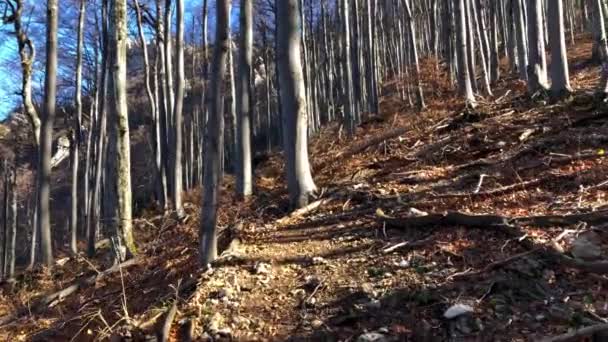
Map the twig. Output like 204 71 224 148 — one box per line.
539 323 608 342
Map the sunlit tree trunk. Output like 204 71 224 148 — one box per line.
108 0 135 255
38 0 59 266
547 0 573 96
455 0 477 107
70 0 86 255
172 0 185 218
277 0 318 209
200 0 230 266
236 0 253 198
527 0 549 92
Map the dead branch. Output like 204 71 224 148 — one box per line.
337 127 408 159
0 259 139 327
449 248 542 280
159 300 178 342
539 323 608 342
276 198 334 225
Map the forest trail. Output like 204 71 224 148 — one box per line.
3 37 608 341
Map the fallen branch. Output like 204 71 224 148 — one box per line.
337 127 408 159
159 300 178 342
449 248 542 280
0 258 139 327
276 198 334 225
382 236 435 253
539 323 608 342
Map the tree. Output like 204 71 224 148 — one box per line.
236 0 253 198
108 0 135 255
527 0 549 92
172 0 185 218
200 0 230 265
547 0 573 96
1 0 40 146
277 0 317 208
70 0 86 255
38 0 59 266
455 0 477 107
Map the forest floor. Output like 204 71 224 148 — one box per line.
3 37 608 341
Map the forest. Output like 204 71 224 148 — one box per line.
1 0 608 340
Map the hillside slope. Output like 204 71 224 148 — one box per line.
2 37 608 341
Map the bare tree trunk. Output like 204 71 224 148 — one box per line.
38 0 59 266
236 0 253 198
547 0 573 96
164 0 175 201
6 167 16 280
514 0 529 80
341 0 355 135
69 0 86 256
200 0 230 266
172 0 185 219
403 0 426 108
527 0 549 92
455 0 477 107
109 0 135 255
3 0 41 146
278 0 318 209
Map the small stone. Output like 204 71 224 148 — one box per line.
444 304 474 319
535 314 546 321
253 262 271 274
396 260 410 268
356 332 388 342
312 256 327 265
571 232 603 261
311 319 324 329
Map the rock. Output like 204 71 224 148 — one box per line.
356 332 388 342
311 319 324 329
253 262 272 274
311 256 327 265
407 208 428 217
444 304 474 319
571 232 603 261
396 260 410 268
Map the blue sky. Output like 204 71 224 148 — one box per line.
0 0 223 120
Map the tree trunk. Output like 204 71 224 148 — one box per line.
70 0 86 256
527 0 549 92
200 0 230 266
236 0 253 198
547 0 573 96
455 0 477 107
277 0 318 209
109 0 135 255
38 0 59 266
172 0 185 219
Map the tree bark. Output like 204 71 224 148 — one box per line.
527 0 549 92
38 0 60 266
455 0 477 107
172 0 185 219
200 0 230 266
277 0 318 209
236 0 253 198
547 0 573 96
109 0 135 255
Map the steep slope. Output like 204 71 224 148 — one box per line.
2 36 608 341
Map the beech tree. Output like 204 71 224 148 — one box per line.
236 0 253 198
38 0 59 266
277 0 317 208
547 0 573 96
108 0 135 255
172 0 185 219
200 0 230 265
